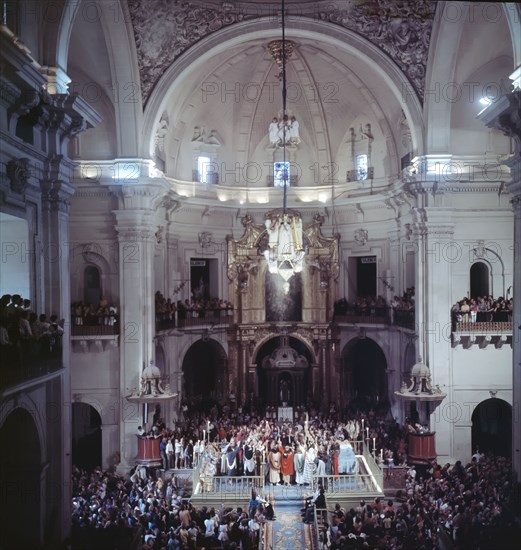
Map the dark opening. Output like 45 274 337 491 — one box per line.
357 256 376 297
84 265 102 306
470 262 489 298
72 403 102 471
471 399 511 457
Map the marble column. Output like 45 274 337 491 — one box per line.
112 182 165 469
478 90 521 479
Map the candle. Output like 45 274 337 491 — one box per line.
366 427 369 439
203 430 205 441
373 437 376 449
362 418 364 429
380 449 383 459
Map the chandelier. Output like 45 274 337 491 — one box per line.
264 0 305 294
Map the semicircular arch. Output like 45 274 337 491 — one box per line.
143 17 424 161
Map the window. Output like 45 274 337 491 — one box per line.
274 161 290 187
355 154 368 181
197 156 212 183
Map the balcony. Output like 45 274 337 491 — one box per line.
451 320 513 349
71 315 119 352
0 336 63 390
155 307 234 333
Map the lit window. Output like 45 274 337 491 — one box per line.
274 162 290 187
356 154 368 181
197 156 211 183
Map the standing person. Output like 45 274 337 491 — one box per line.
303 444 317 485
294 444 306 485
166 439 174 469
160 437 168 470
279 443 295 486
243 439 256 476
225 441 241 478
268 444 282 485
175 438 183 469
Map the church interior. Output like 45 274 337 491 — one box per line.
0 0 520 548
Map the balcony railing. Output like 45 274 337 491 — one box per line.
1 336 63 389
334 306 415 329
71 315 119 336
156 308 234 332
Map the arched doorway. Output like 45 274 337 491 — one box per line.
256 336 313 407
470 261 489 298
471 399 511 457
0 408 42 548
84 264 102 306
182 339 227 411
72 403 102 471
342 338 388 413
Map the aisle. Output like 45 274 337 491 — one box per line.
264 485 314 550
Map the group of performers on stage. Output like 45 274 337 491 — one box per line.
198 416 359 488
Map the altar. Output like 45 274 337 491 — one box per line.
278 406 293 421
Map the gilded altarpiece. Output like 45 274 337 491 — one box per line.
226 212 342 408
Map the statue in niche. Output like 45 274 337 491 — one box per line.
191 125 206 142
279 379 290 406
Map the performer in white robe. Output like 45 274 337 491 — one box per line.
338 440 358 474
294 445 305 485
289 116 300 144
302 445 317 485
269 117 280 146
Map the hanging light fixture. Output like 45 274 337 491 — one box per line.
263 0 305 294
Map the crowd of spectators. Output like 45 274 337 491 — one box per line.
155 291 233 329
0 293 63 367
317 454 518 550
71 298 119 327
451 295 513 325
333 287 415 327
71 465 270 550
71 402 519 549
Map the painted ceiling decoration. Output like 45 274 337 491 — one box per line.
127 0 435 103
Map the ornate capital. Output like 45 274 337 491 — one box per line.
6 158 31 194
41 180 73 213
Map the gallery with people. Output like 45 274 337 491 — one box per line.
0 0 520 548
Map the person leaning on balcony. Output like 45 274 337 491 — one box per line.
459 299 470 322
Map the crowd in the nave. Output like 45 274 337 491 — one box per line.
0 293 63 365
316 454 517 550
71 465 272 550
71 401 519 549
451 295 513 324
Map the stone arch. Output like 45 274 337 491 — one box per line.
255 335 314 407
70 245 115 305
0 407 42 547
182 338 227 410
52 0 142 155
470 261 490 298
142 17 424 161
72 402 102 471
471 398 512 457
341 337 388 412
250 332 317 367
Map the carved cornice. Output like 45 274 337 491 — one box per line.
127 0 433 103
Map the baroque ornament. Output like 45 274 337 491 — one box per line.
127 0 433 103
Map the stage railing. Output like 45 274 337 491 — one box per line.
192 473 264 500
362 442 384 493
